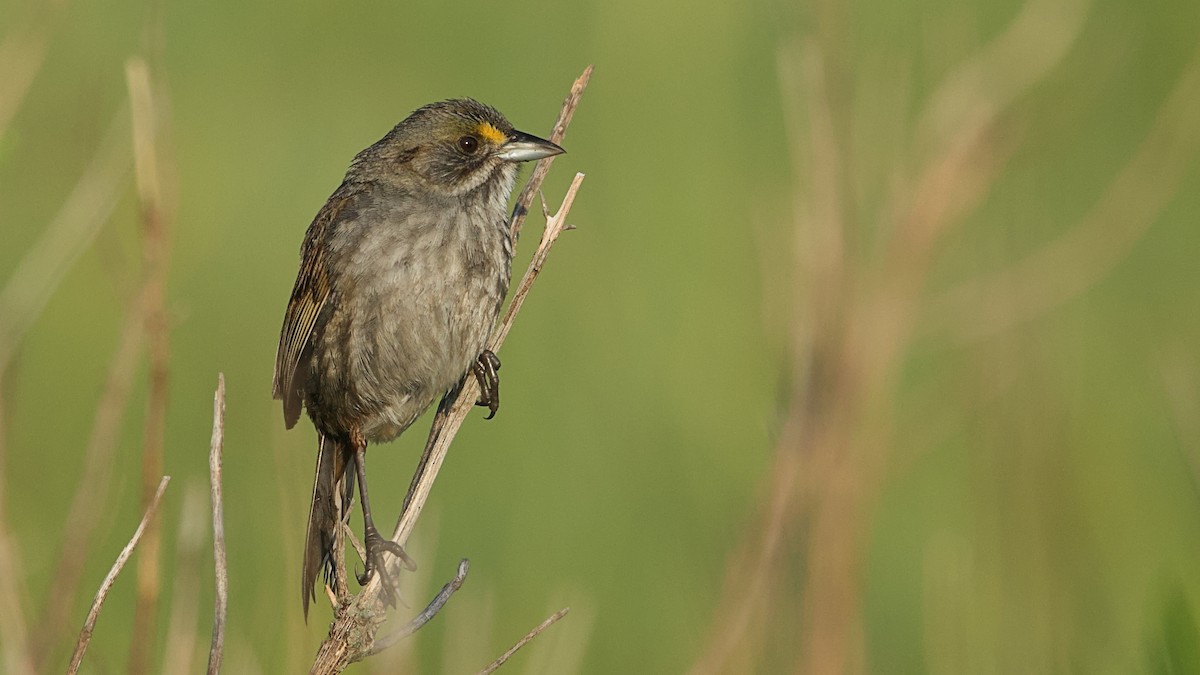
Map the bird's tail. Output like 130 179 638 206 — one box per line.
301 432 354 620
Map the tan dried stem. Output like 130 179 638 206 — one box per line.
391 173 584 558
308 68 590 671
126 55 176 675
509 65 592 245
66 476 171 675
691 1 1089 673
795 0 1087 666
207 374 229 675
476 607 570 675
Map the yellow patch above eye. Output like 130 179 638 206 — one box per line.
476 122 507 145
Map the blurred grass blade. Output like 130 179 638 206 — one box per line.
0 109 132 373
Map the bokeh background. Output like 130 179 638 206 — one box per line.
3 0 1200 672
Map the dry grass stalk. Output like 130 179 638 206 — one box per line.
207 374 229 675
509 65 592 245
125 54 177 675
690 0 1097 672
66 476 171 675
476 607 570 675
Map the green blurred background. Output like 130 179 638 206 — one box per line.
3 0 1200 672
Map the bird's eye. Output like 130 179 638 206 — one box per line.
457 135 479 154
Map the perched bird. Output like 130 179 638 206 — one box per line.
272 99 564 618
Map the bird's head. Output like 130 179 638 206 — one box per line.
362 98 564 198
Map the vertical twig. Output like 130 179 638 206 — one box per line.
394 63 593 539
126 55 175 675
509 64 592 245
207 374 228 675
66 476 171 675
389 173 585 552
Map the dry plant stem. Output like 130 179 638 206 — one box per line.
343 521 367 563
126 55 175 675
793 2 1081 672
689 42 846 675
365 71 591 496
309 68 591 674
477 607 570 675
207 374 229 675
66 476 171 675
797 36 1021 675
368 559 470 656
691 3 1086 673
493 173 584 348
509 64 592 245
391 174 585 550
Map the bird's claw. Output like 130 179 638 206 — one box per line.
472 350 501 419
356 525 414 607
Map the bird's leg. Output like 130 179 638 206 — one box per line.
471 350 501 419
350 430 415 606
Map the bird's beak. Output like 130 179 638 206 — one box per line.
496 130 565 162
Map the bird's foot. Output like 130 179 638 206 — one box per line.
472 350 501 419
356 524 415 607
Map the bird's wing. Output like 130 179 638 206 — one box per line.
271 183 361 428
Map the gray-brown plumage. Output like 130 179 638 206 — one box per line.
272 99 563 618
